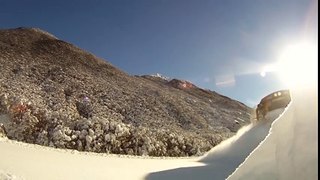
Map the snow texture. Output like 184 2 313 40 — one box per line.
0 87 317 180
146 109 283 180
0 170 24 180
227 87 318 180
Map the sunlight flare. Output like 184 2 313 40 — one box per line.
276 41 317 89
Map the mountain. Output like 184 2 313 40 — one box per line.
0 27 253 157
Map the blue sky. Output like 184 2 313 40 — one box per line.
0 0 317 107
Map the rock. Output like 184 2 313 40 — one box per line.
71 134 77 140
36 130 48 145
104 134 111 142
77 140 83 150
88 129 94 136
76 98 93 119
85 135 93 144
0 124 7 138
0 94 9 113
64 135 72 142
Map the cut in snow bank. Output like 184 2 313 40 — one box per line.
227 87 318 180
145 108 283 180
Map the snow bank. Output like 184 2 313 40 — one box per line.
0 87 317 180
146 108 282 180
0 105 279 180
227 87 318 180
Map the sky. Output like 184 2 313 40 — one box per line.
0 0 317 107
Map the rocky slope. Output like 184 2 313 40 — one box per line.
0 27 253 157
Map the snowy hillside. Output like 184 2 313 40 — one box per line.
0 28 318 177
1 86 317 180
0 111 274 180
0 28 252 157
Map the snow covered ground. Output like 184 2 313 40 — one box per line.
228 87 318 180
0 108 281 180
0 138 203 180
0 87 317 180
146 109 283 180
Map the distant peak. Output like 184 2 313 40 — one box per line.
150 73 170 81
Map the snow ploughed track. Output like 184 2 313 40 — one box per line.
0 88 317 180
227 88 318 180
146 109 283 180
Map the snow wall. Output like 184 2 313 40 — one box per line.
228 87 318 180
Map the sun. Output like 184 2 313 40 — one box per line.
275 41 317 89
260 64 277 78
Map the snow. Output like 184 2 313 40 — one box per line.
227 87 318 180
146 109 283 180
0 170 24 180
0 138 203 180
0 87 317 180
150 73 170 81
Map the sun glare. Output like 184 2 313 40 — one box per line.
260 64 277 77
275 41 318 89
260 71 266 77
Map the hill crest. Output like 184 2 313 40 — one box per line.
0 27 253 157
